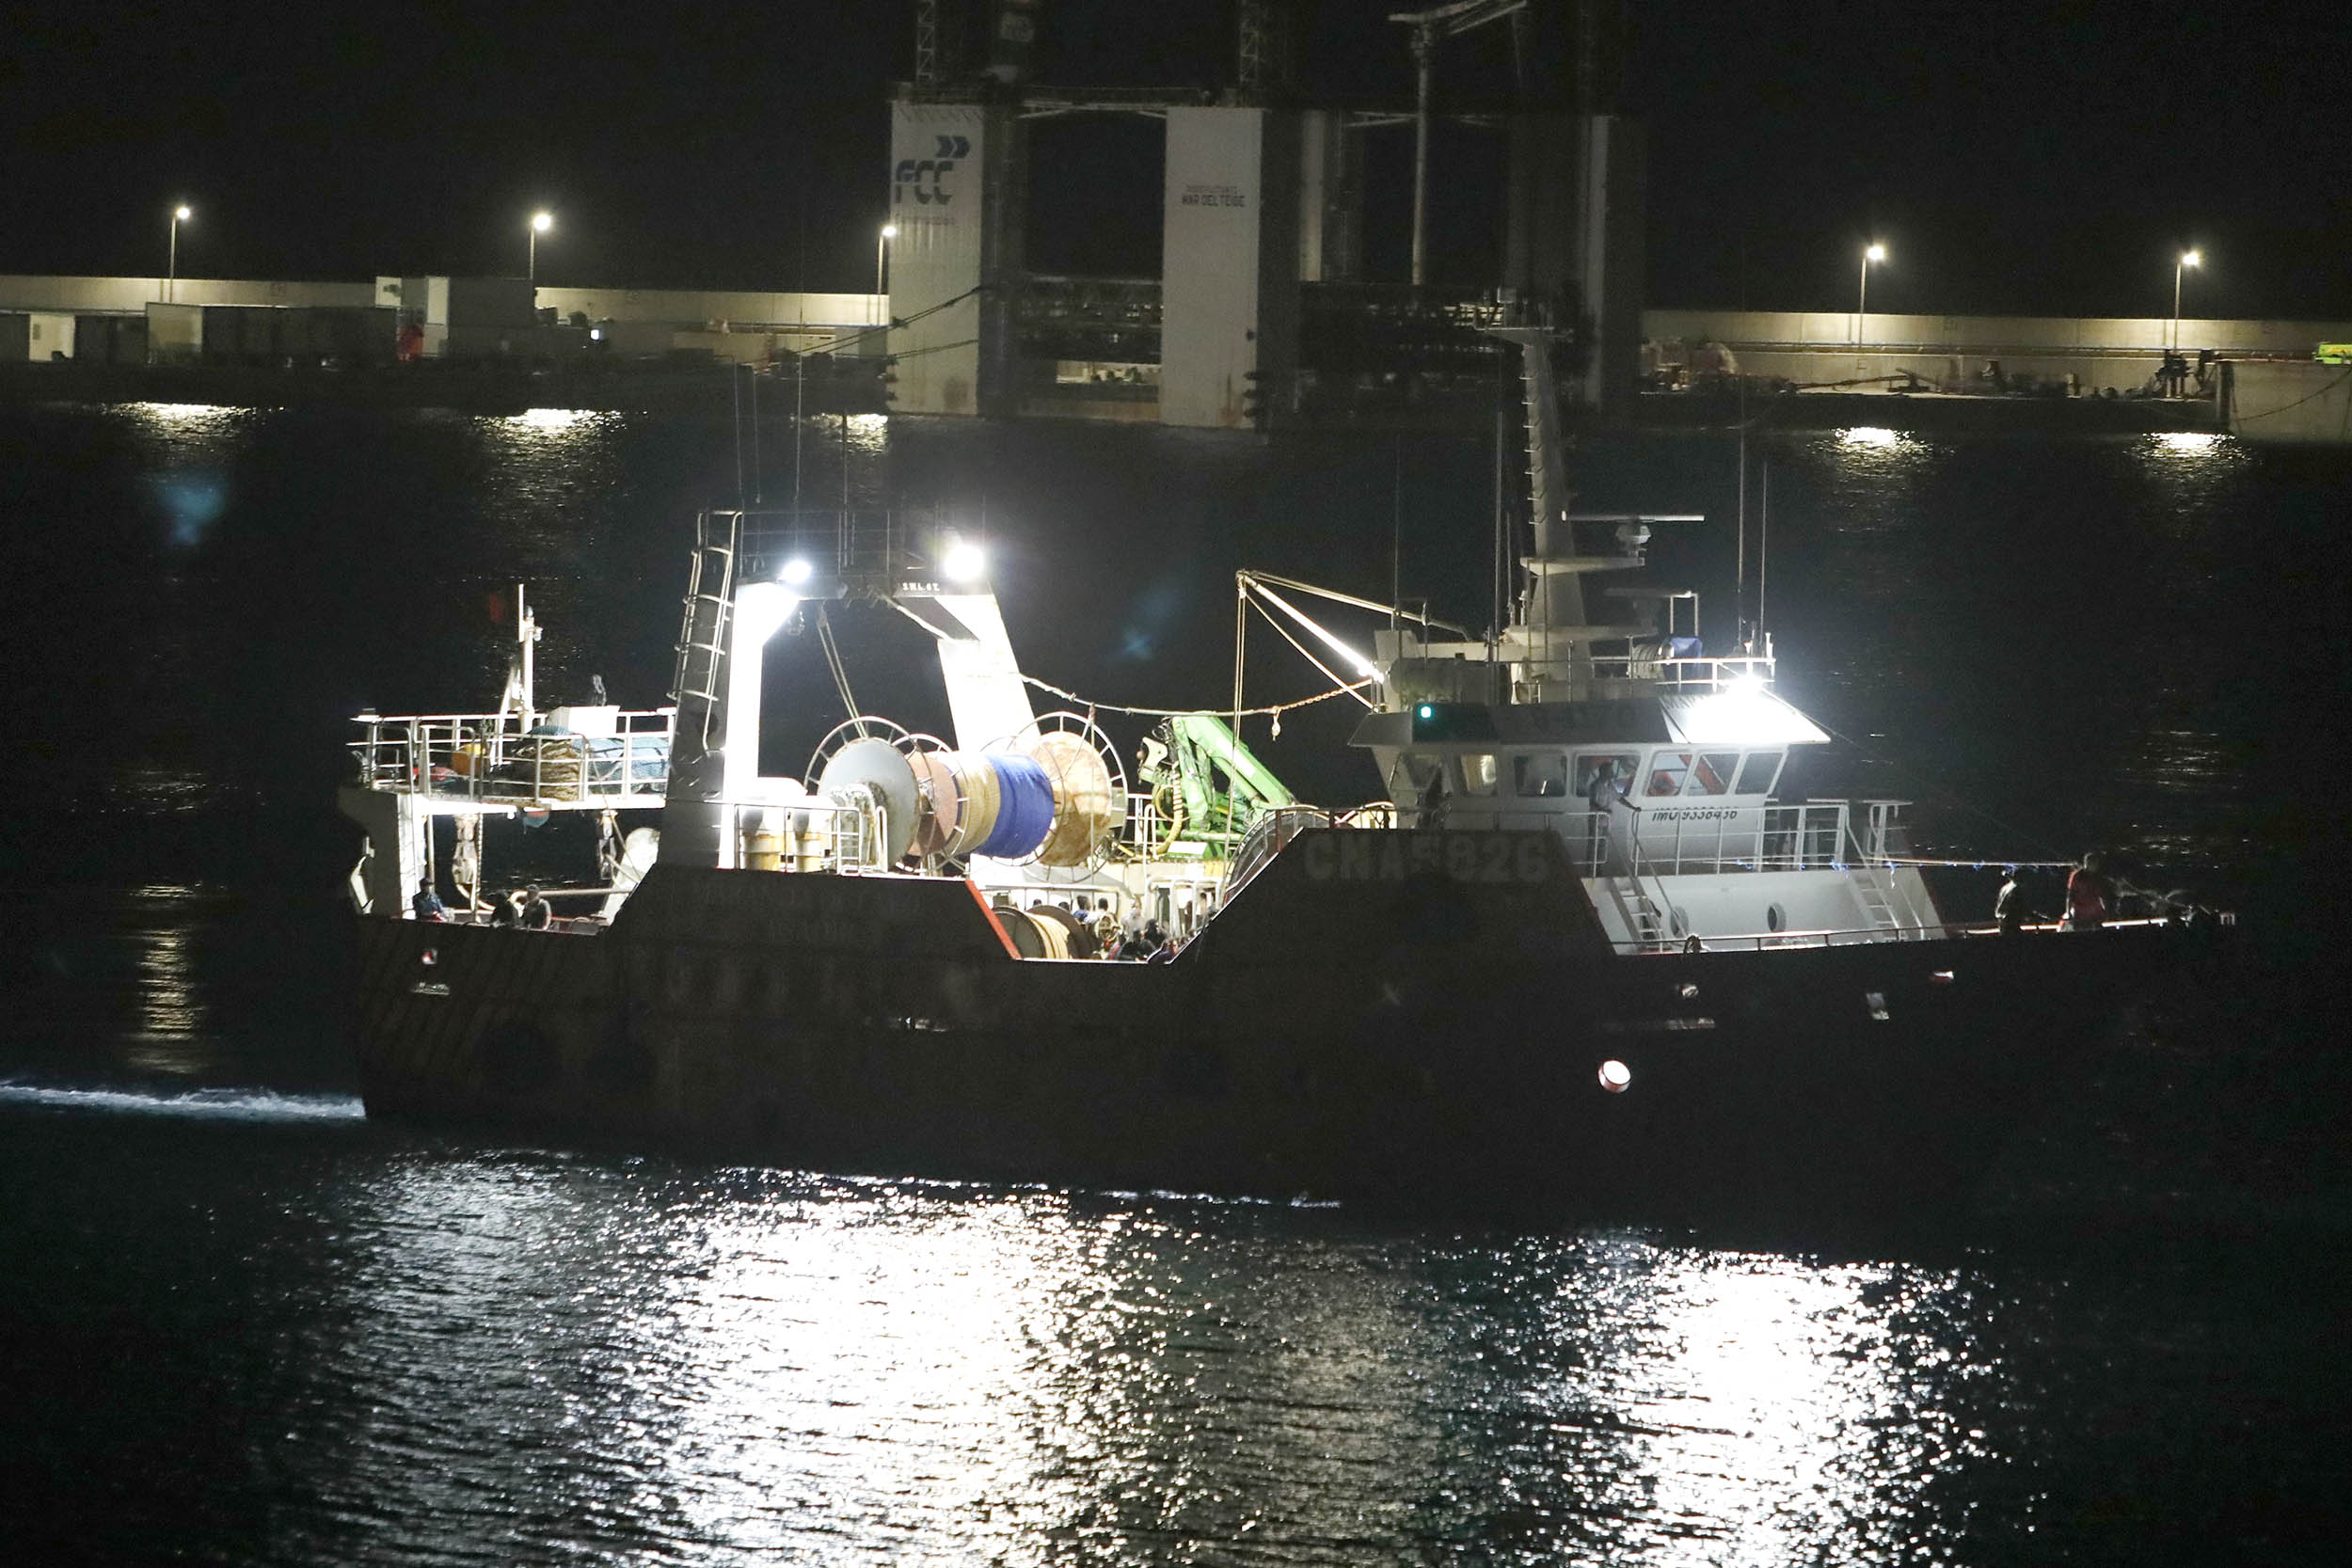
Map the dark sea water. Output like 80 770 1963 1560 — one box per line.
3 401 2348 1563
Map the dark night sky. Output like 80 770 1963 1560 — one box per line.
3 0 2344 317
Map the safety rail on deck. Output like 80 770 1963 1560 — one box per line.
1552 799 1909 879
1117 791 1249 862
719 796 891 876
1615 914 2185 955
728 508 940 591
1586 653 1777 692
351 710 675 806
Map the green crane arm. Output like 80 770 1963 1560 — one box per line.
1172 713 1294 810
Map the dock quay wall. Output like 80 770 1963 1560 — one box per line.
1647 309 2352 399
0 274 375 312
2220 359 2352 444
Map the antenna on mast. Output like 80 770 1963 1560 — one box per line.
1391 438 1403 636
1735 386 1749 650
1491 364 1506 669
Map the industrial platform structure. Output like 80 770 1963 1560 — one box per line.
882 0 1645 428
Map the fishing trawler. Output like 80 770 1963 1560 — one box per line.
338 325 2231 1223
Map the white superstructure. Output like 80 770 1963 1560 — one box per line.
1340 318 1947 952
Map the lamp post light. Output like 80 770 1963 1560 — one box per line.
167 204 192 302
2171 249 2201 352
875 224 898 322
1855 242 1886 373
528 212 553 284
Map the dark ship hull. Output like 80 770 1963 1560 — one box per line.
352 830 2218 1226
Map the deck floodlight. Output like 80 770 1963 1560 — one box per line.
943 539 986 583
779 557 814 586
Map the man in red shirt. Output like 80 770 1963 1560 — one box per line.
2064 852 2110 930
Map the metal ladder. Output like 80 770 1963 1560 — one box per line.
1853 867 1908 936
1608 875 1667 949
670 511 739 750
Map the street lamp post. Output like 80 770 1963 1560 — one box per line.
2171 249 2201 352
167 201 189 300
875 224 898 323
1855 242 1886 373
529 212 553 284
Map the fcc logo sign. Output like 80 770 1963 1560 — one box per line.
894 135 970 206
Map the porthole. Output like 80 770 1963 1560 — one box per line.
1766 903 1787 932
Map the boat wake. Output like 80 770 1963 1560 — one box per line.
0 1080 366 1123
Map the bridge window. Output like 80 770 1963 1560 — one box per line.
1392 754 1439 798
1689 752 1738 796
1645 751 1692 797
1574 752 1642 803
1458 753 1500 797
1513 752 1567 798
1735 750 1786 795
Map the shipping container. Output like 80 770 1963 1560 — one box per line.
307 305 398 366
26 313 75 360
74 314 148 364
144 301 203 362
443 277 535 329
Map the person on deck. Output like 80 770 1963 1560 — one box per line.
517 885 552 930
2062 853 2110 931
411 878 446 921
1584 757 1641 874
488 891 522 928
1994 867 2029 935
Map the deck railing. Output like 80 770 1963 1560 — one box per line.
351 710 675 807
717 795 889 874
1545 799 1908 879
1614 913 2185 956
1586 653 1779 692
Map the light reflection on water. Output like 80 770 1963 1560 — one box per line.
1835 425 1908 450
498 406 609 433
289 1159 1994 1563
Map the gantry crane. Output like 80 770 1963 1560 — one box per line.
1389 0 1531 285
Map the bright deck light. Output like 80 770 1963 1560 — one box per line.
1864 243 1886 262
532 212 553 233
942 540 986 583
1598 1059 1632 1092
2180 249 2201 269
779 558 814 585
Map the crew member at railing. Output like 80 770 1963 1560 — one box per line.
410 879 446 922
1583 756 1641 875
2062 852 2110 931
